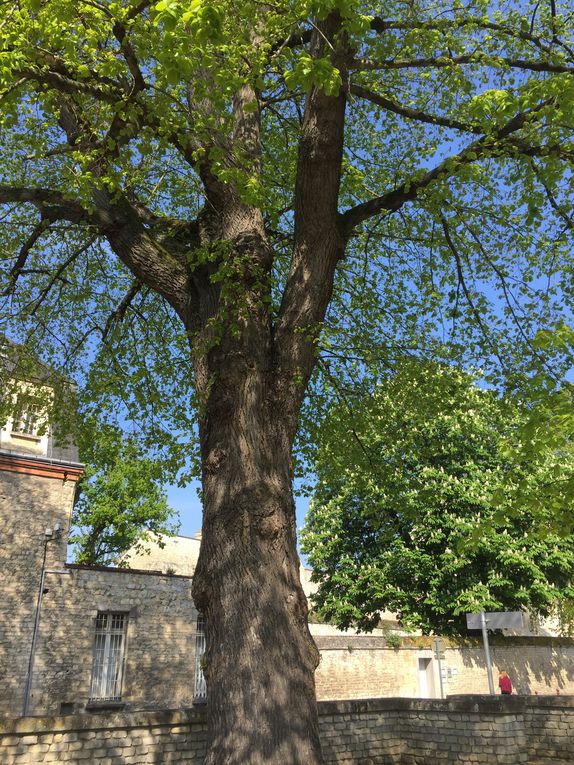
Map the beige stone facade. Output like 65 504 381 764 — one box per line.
0 460 79 716
314 635 574 701
27 565 198 715
0 457 202 718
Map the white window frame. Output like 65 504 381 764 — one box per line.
89 612 128 702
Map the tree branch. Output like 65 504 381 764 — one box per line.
440 212 507 371
101 280 143 341
17 66 120 101
112 21 147 94
274 13 348 426
28 237 98 316
352 55 574 74
531 160 574 232
3 218 52 296
368 16 572 60
350 83 482 134
0 185 90 223
341 100 555 233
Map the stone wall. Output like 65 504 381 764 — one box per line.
320 697 529 765
0 709 206 765
1 697 573 765
27 565 199 715
314 635 574 700
0 467 76 716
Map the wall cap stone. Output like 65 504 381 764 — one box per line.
0 708 207 736
65 563 193 580
317 695 574 716
3 695 574 737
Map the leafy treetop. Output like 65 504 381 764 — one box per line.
301 361 574 635
0 0 573 449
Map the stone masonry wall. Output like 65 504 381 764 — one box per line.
0 710 206 765
315 636 574 700
0 469 75 716
525 703 574 763
27 566 198 715
2 697 573 765
319 698 528 765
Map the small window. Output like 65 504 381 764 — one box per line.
12 400 43 437
194 614 207 700
89 612 128 702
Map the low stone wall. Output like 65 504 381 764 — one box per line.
320 697 529 764
1 696 573 764
0 709 207 765
525 700 574 763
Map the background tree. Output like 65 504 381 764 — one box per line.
1 1 574 761
301 362 574 635
70 420 178 565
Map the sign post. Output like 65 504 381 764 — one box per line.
432 637 445 699
480 612 495 695
466 611 526 696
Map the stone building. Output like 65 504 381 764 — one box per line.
0 357 201 718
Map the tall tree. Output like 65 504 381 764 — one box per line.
301 362 574 636
1 1 574 761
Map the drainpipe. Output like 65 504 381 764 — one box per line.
22 525 61 716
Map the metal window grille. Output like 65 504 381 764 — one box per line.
89 612 127 702
13 403 41 436
194 614 207 699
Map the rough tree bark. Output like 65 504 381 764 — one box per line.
183 16 348 762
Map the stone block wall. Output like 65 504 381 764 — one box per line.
315 636 574 701
2 697 573 765
318 698 529 765
315 638 424 700
0 710 207 765
525 701 574 763
27 566 198 715
0 468 76 716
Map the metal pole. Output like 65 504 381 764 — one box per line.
480 611 495 695
437 652 445 700
22 538 48 716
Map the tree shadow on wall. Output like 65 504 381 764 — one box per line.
458 636 574 695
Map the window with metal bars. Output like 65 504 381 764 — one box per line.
194 614 207 700
89 612 128 702
12 401 42 436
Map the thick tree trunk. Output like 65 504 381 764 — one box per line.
191 336 323 764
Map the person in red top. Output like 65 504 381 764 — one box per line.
498 670 512 695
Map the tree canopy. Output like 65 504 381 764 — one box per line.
70 419 178 565
1 0 574 761
301 362 574 635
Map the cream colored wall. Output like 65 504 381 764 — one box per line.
122 533 202 577
28 567 198 715
0 469 76 714
314 640 574 700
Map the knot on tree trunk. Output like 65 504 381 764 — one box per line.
205 447 227 474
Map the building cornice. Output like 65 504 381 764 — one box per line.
0 451 84 481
